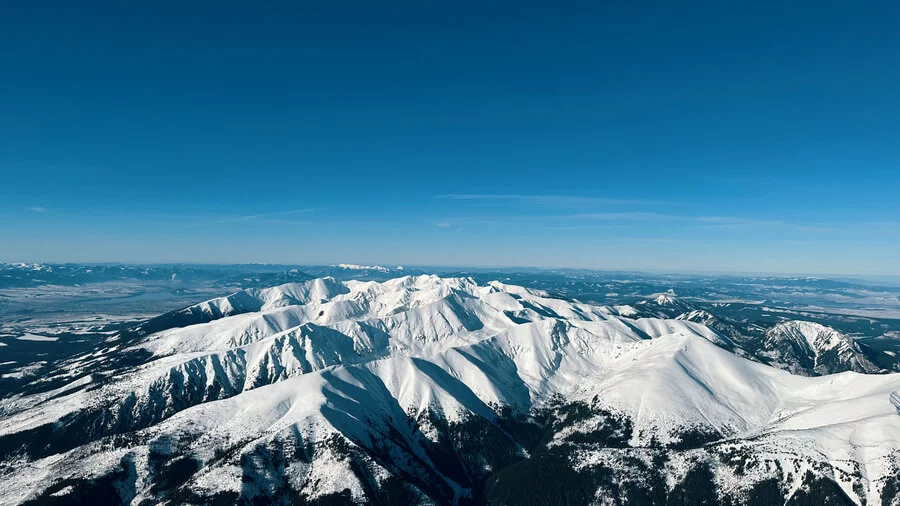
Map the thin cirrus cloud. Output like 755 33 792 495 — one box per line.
570 213 830 231
433 194 853 236
543 224 620 231
567 212 675 221
434 194 656 207
437 194 670 227
432 206 842 236
693 216 836 233
695 216 782 226
25 206 47 213
538 212 846 236
186 208 320 227
436 194 835 233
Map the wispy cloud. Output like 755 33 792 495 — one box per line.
435 194 656 206
695 216 836 233
695 216 780 226
25 206 47 213
567 212 674 221
543 224 619 231
566 213 837 233
541 212 846 236
187 208 320 227
434 193 856 237
436 222 451 228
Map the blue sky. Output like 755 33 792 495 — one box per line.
2 1 899 274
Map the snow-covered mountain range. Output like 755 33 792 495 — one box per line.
638 294 891 376
1 276 898 505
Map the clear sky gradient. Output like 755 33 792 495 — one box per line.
2 1 899 274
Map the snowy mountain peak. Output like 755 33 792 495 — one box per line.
654 294 675 305
631 292 695 319
770 321 840 350
761 320 880 375
335 263 392 272
634 291 684 306
676 309 717 323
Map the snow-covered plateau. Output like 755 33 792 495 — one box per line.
0 276 898 505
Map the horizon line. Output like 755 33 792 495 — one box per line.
3 259 900 283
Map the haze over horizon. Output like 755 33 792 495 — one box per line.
3 2 899 275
